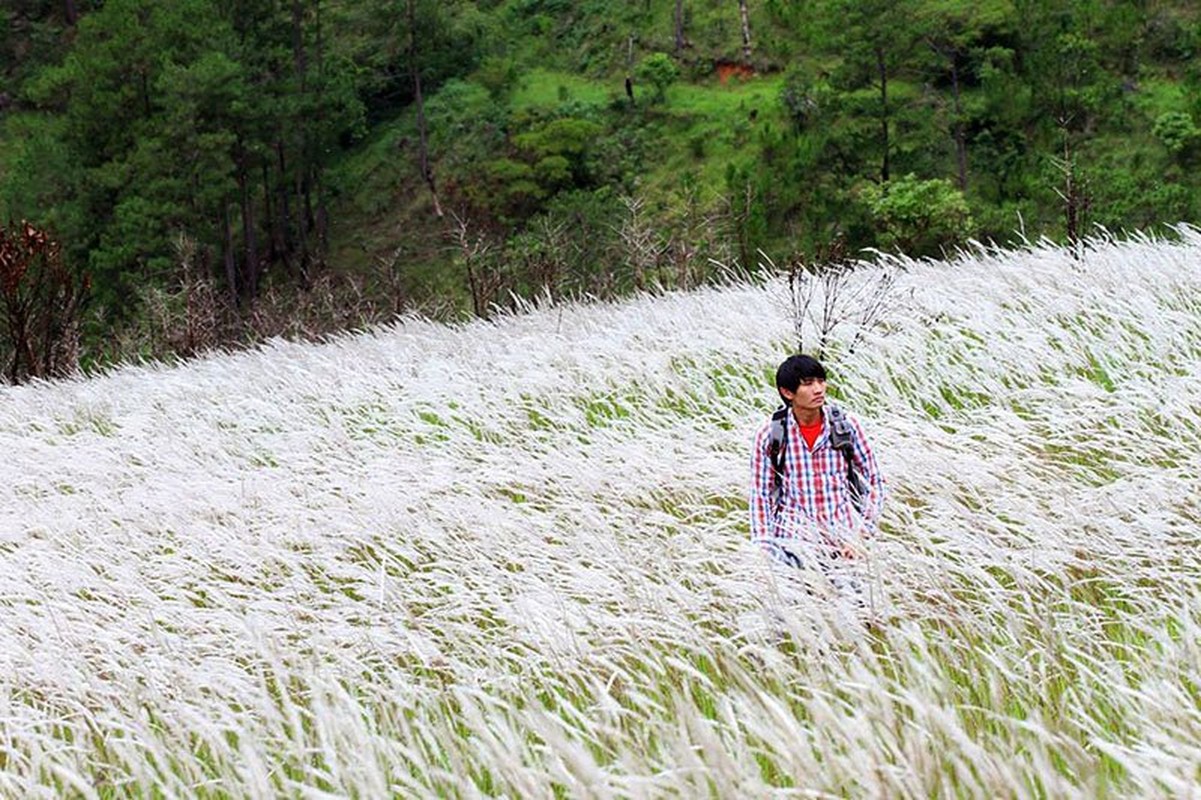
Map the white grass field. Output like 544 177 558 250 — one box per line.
2 231 1200 798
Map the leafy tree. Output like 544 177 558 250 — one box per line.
823 0 922 183
914 0 1018 191
1014 0 1118 136
5 0 1201 343
1153 111 1200 157
635 53 679 103
425 79 508 180
338 0 486 219
470 116 605 222
779 69 837 133
480 158 544 221
513 117 603 182
24 0 230 309
18 0 367 317
859 173 974 257
0 0 76 86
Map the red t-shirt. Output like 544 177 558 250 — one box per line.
799 418 824 449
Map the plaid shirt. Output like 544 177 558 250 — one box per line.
749 404 885 545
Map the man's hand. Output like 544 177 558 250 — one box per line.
839 539 865 560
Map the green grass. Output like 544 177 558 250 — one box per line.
325 64 790 296
510 68 616 111
1128 76 1190 119
649 75 786 191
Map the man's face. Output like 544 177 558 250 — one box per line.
781 377 826 411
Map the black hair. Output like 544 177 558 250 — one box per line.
775 354 827 396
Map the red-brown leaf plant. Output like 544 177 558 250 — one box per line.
0 221 89 383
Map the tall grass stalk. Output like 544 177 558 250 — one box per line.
1 229 1199 797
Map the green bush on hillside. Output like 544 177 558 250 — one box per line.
860 174 976 258
636 53 680 104
1152 110 1200 155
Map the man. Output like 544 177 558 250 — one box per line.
749 354 885 594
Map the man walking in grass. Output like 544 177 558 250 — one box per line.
750 354 885 601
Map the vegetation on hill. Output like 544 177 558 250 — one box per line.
2 0 1201 377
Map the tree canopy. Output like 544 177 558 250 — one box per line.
2 0 1200 373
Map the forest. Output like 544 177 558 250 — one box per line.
2 0 1200 380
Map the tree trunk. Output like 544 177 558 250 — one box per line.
222 204 239 304
290 1 313 277
315 170 329 253
1059 128 1083 254
4 299 31 383
275 139 296 277
876 45 889 184
738 0 752 65
466 262 483 317
674 0 685 54
313 0 330 251
291 0 308 90
407 0 443 218
296 168 312 279
237 146 259 300
262 160 283 266
63 0 79 25
950 56 967 191
19 312 39 380
139 68 151 117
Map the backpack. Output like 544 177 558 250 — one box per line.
767 403 866 514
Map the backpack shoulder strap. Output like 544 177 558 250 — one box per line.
825 403 866 512
826 403 854 451
769 405 789 449
768 405 789 504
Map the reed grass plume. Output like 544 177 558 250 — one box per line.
1 229 1199 797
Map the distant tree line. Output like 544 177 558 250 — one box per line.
1 0 1200 379
6 0 376 313
760 0 1201 257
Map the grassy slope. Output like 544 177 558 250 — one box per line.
323 0 804 294
325 66 791 294
1 232 1199 796
652 75 786 189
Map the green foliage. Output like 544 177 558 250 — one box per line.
860 174 975 257
778 70 837 133
460 116 604 220
475 55 520 98
6 0 1201 348
635 53 680 103
8 0 371 321
1152 110 1200 155
506 188 623 297
424 78 508 176
482 157 544 216
513 117 603 162
1050 32 1109 125
1078 140 1196 230
0 112 73 223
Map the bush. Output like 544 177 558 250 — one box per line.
0 221 88 383
475 56 519 99
635 53 679 103
859 174 975 258
1152 111 1200 156
778 68 836 133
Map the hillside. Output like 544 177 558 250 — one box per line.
1 232 1199 795
5 1 1201 374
